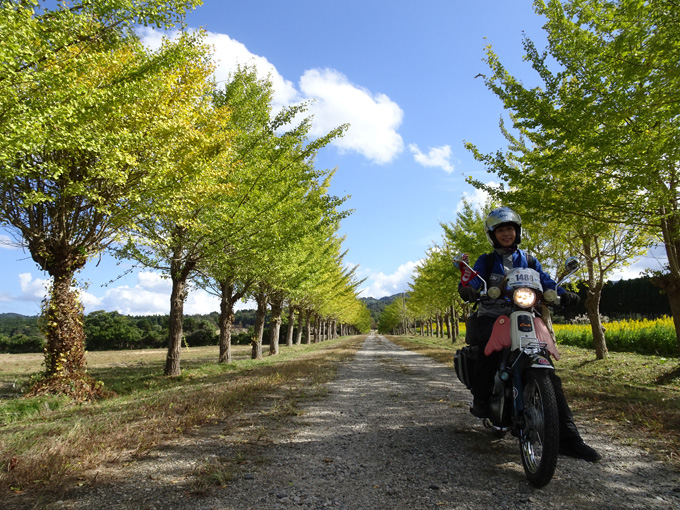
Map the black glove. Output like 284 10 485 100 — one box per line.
560 291 580 307
459 286 478 303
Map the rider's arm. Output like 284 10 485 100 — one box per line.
534 258 566 296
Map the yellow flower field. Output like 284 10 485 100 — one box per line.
553 316 677 356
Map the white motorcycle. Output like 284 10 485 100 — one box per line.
454 256 579 487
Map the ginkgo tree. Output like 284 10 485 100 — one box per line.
242 161 349 360
464 0 669 351
0 1 210 397
192 67 349 364
121 63 348 373
314 238 368 336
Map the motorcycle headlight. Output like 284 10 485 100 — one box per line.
513 287 537 308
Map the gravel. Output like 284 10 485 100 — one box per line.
31 334 680 510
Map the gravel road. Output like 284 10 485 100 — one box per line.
39 334 679 510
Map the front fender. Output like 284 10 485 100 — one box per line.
513 352 554 372
527 354 554 370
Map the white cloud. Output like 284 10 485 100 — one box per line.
609 245 668 281
184 288 221 315
135 26 165 50
137 27 299 108
204 31 299 108
358 260 420 299
0 234 16 249
80 271 221 316
18 273 50 301
5 267 249 316
137 28 404 165
456 182 500 213
409 144 454 173
137 272 172 293
300 69 404 164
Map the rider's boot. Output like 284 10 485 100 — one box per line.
559 438 601 462
470 398 492 419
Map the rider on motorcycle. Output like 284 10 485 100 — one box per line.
458 206 600 462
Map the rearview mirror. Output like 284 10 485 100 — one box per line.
565 256 579 272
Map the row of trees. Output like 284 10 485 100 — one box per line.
0 1 369 398
384 0 680 359
0 309 347 353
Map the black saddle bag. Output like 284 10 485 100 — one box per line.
454 345 477 390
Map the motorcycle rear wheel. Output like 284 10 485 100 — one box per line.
519 370 559 487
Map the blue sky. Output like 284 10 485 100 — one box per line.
0 1 667 316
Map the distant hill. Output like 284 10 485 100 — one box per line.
360 293 403 328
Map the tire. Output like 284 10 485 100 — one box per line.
518 370 559 487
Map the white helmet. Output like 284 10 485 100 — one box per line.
484 207 522 248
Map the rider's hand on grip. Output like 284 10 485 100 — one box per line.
459 285 478 303
560 291 580 307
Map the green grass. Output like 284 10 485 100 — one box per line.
388 334 680 467
5 331 679 504
0 338 364 499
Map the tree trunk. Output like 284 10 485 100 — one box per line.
314 315 321 343
165 301 183 376
656 214 680 353
218 285 235 364
451 304 459 343
218 280 246 364
304 310 311 344
296 308 304 345
651 273 680 352
586 282 608 359
286 305 295 347
581 235 608 360
29 255 101 399
251 291 267 360
268 295 284 356
165 260 192 376
42 272 86 378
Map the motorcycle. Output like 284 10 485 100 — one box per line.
453 255 579 487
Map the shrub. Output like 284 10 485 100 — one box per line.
0 333 45 353
232 330 253 345
185 329 218 347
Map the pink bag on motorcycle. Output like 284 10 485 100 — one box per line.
485 316 511 355
485 315 561 360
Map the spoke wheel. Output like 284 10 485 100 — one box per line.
519 370 559 487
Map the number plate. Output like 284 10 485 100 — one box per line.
507 268 541 290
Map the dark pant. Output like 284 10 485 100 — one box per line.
468 315 581 442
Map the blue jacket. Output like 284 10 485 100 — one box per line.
465 248 565 318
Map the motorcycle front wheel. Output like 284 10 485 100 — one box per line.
519 370 559 487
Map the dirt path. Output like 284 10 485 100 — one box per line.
37 334 680 509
